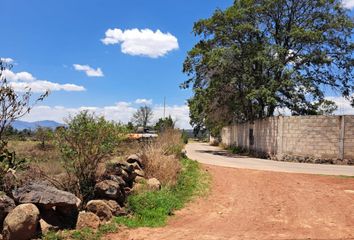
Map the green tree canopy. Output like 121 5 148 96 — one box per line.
154 116 175 132
183 0 354 134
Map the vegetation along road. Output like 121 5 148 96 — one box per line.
106 143 354 240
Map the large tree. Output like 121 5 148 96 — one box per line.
132 105 153 128
183 0 354 134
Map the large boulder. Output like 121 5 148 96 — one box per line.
12 182 80 229
76 211 100 230
0 193 15 228
86 200 112 222
12 182 81 209
94 180 125 204
147 178 161 191
3 203 40 240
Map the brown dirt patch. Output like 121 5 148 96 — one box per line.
106 165 354 240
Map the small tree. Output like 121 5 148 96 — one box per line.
132 105 153 128
35 127 53 149
0 60 48 192
154 116 175 132
56 111 127 201
0 60 48 140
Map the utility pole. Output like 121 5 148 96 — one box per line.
163 96 166 118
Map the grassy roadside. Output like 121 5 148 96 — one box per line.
43 157 210 239
115 157 210 228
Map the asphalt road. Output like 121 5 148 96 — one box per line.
185 142 354 176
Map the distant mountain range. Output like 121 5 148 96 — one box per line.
11 120 63 131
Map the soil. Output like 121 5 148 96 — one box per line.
106 165 354 240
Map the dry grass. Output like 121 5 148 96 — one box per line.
142 129 183 186
7 140 64 176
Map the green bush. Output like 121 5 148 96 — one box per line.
181 131 189 144
228 145 243 154
56 111 127 201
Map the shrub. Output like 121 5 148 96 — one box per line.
0 141 28 193
142 129 183 186
181 131 189 144
56 111 127 201
229 145 243 154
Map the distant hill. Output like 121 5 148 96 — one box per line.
11 120 63 131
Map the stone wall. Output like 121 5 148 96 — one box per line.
221 115 354 162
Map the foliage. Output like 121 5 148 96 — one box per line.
142 129 183 185
228 145 243 154
126 121 135 132
0 60 48 140
56 111 127 201
42 222 118 240
132 105 153 128
181 130 189 144
154 116 175 132
35 127 53 149
115 158 210 228
0 141 28 193
183 0 354 132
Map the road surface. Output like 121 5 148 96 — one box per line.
185 142 354 176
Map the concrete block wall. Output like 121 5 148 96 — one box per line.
221 115 354 160
344 116 354 159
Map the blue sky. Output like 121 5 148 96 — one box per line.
1 0 354 128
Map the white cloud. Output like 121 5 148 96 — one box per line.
21 102 191 129
73 64 104 77
343 0 354 9
326 95 354 115
0 57 14 63
2 69 85 93
101 28 179 58
3 69 35 81
135 98 153 105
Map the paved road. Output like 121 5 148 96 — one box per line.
185 142 354 176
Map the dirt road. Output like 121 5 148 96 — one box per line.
107 165 354 240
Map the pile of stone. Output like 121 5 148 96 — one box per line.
0 154 161 240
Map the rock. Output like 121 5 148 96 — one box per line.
76 211 100 230
128 162 142 171
0 193 15 228
39 205 78 229
106 175 126 187
147 178 161 191
86 200 112 222
39 219 57 234
12 182 81 209
121 163 134 174
126 154 143 167
3 203 40 240
122 169 136 184
102 200 127 216
94 180 125 204
134 169 145 177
